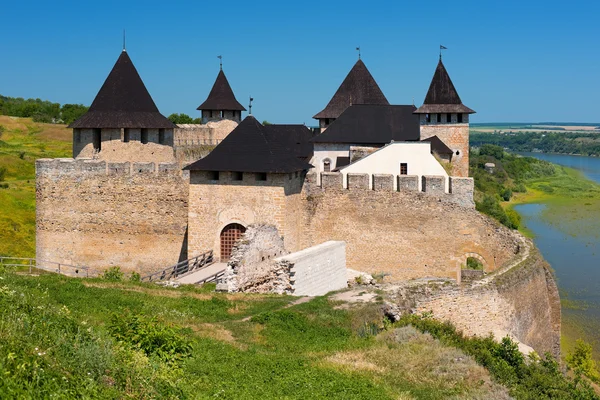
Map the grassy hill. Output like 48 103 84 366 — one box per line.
0 115 71 257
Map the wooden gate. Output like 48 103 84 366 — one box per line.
220 223 246 261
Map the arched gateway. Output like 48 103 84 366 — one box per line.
220 223 246 261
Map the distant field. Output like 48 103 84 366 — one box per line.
0 115 71 257
471 122 600 134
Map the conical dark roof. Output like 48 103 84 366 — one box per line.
69 51 175 129
184 116 312 173
313 59 389 119
414 59 475 114
197 70 246 111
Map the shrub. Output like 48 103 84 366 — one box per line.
102 266 123 281
0 124 4 138
476 195 519 229
466 257 484 270
129 271 141 282
108 311 192 364
567 339 600 383
500 187 513 201
0 166 6 182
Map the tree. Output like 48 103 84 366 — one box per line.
60 104 88 125
567 339 600 382
168 113 194 124
262 120 273 125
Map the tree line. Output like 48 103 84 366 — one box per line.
0 95 88 125
471 131 600 156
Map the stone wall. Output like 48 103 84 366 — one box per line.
174 120 238 146
187 171 305 261
419 119 469 177
74 128 175 163
300 172 520 281
275 241 347 296
218 224 288 293
386 241 561 357
36 158 189 276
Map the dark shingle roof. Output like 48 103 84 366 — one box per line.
312 105 420 145
313 59 389 120
414 59 475 114
69 51 175 129
263 124 314 160
184 116 313 173
197 70 246 111
422 135 453 155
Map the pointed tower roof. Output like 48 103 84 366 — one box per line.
197 70 246 111
414 59 475 114
313 59 389 120
184 116 312 173
69 50 175 129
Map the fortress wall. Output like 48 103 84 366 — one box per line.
300 172 519 281
420 119 470 177
174 120 238 146
36 158 189 276
389 245 561 357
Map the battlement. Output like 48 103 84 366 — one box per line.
306 171 474 208
36 158 187 178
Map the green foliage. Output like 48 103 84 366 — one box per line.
0 166 6 181
466 257 484 270
168 113 201 124
567 339 600 383
108 311 192 364
0 124 4 138
501 187 513 201
0 94 88 124
102 266 124 281
476 195 519 229
262 120 273 125
480 144 505 159
129 271 141 282
472 130 600 156
397 314 599 400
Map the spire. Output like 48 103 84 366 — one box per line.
218 55 222 71
414 58 475 114
69 51 175 128
313 59 389 120
197 69 246 111
123 29 126 52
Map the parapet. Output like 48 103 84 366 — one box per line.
306 171 474 207
36 158 185 178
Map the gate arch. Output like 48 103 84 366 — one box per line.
220 223 246 261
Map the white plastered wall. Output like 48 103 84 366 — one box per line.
339 142 449 191
312 143 350 184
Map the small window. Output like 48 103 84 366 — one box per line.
400 163 408 175
446 113 452 123
158 129 165 144
425 114 431 123
323 159 331 172
324 118 330 126
457 113 463 123
220 111 224 118
210 110 214 118
141 129 148 144
210 171 219 181
232 171 243 181
436 113 441 123
295 171 299 178
123 128 130 143
256 172 267 181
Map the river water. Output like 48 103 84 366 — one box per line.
514 153 600 353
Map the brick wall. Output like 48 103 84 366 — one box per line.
420 119 469 177
36 158 188 276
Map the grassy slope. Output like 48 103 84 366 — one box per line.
0 271 510 399
0 116 71 257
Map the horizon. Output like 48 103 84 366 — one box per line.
1 0 598 124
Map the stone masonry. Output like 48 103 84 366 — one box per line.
36 158 188 276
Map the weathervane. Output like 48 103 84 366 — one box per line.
440 45 447 60
217 55 222 70
123 29 126 51
249 96 254 115
356 46 361 60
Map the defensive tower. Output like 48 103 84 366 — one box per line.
69 49 176 162
197 68 246 123
414 58 475 177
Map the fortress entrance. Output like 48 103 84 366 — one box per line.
220 223 246 261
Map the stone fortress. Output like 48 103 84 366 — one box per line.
35 47 561 356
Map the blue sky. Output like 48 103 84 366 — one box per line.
1 0 598 124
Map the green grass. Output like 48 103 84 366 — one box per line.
0 116 71 257
0 270 514 399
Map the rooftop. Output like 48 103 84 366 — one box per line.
197 70 246 111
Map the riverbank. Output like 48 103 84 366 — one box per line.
505 156 600 361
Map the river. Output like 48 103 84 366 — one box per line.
515 152 600 355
